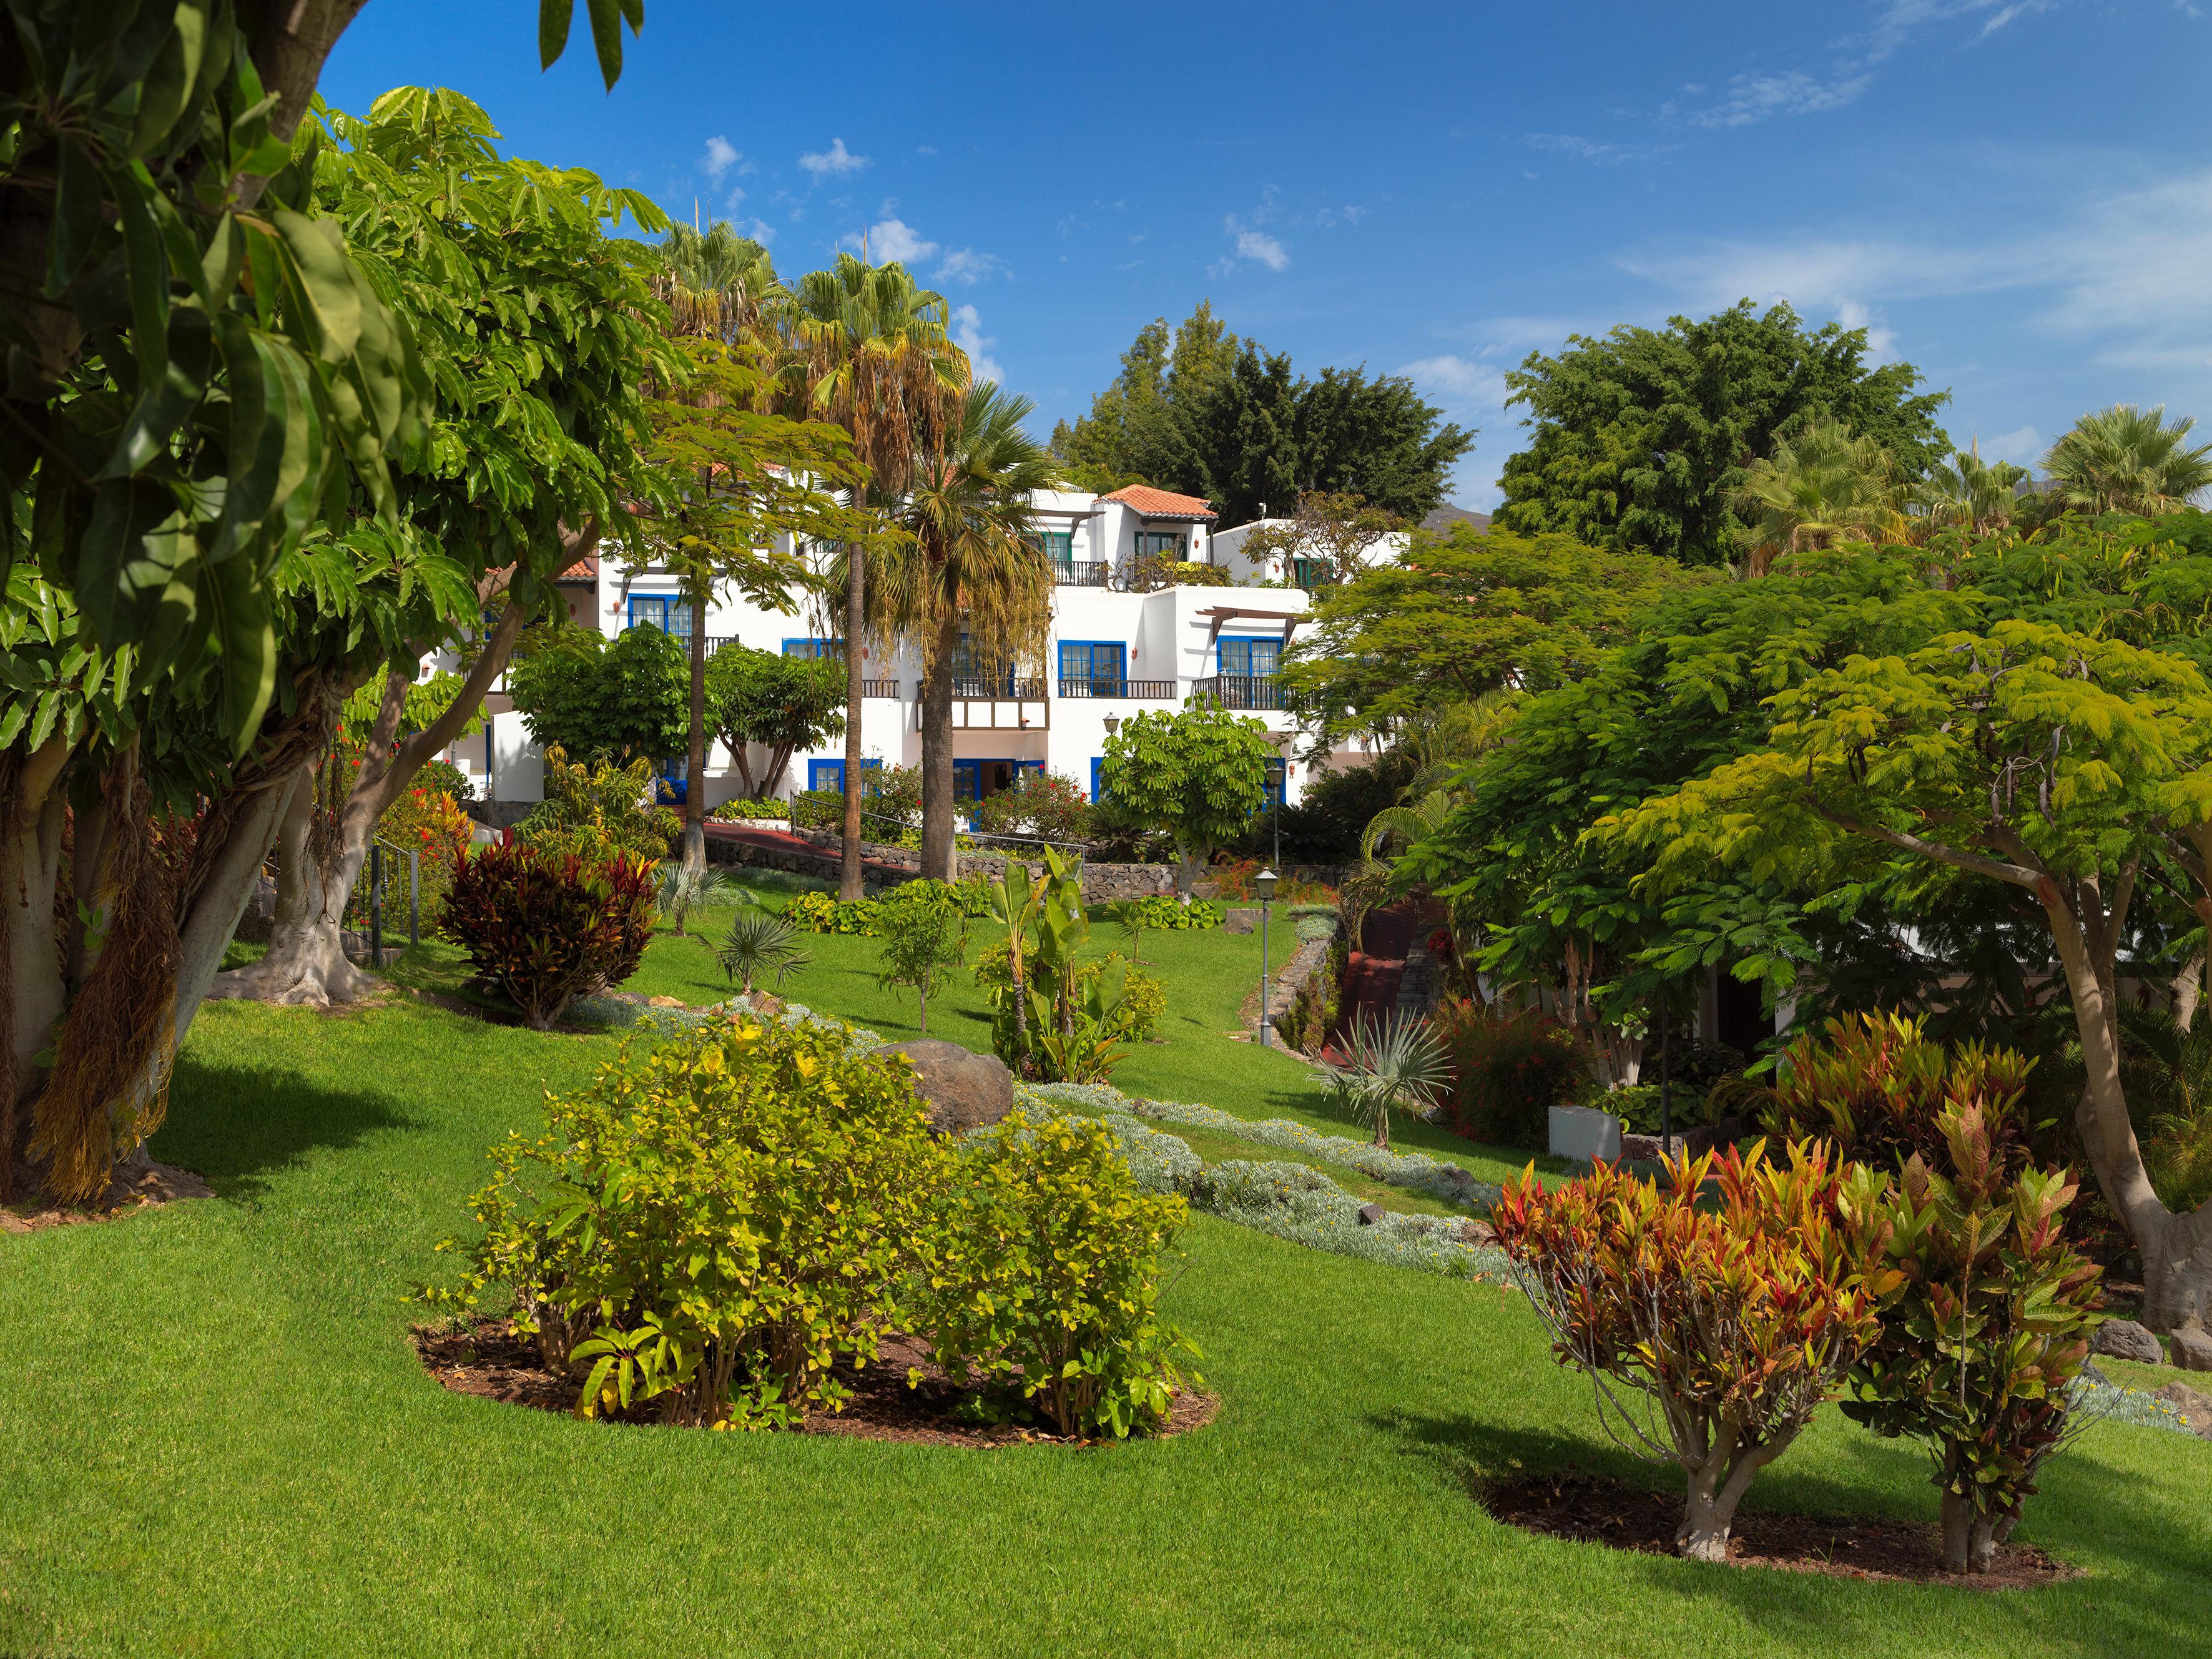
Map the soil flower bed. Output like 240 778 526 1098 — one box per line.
413 1319 1219 1449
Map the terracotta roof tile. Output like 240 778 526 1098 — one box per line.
1095 485 1218 520
556 556 599 583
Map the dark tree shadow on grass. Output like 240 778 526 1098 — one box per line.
1369 1405 2206 1653
150 1048 417 1206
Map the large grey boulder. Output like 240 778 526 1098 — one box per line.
2093 1319 2166 1364
2174 1322 2212 1373
874 1039 1013 1135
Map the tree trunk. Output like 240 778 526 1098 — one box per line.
2175 954 2205 1030
684 576 709 879
919 606 961 883
214 584 534 1008
1673 1420 1783 1564
2041 887 2212 1330
1939 1489 1998 1575
839 493 869 902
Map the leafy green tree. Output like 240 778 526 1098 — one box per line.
1052 303 1471 523
1235 491 1402 588
1592 537 2212 1332
1495 301 1951 564
704 645 848 799
1917 445 2032 534
1279 524 1692 747
510 623 690 767
873 887 969 1035
767 254 968 899
1099 699 1275 898
873 382 1060 881
2042 403 2212 517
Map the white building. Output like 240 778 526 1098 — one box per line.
456 484 1391 814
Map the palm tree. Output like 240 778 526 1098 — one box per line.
1729 415 1909 574
871 382 1061 881
766 255 968 898
1916 442 2031 534
651 224 783 876
2042 404 2212 517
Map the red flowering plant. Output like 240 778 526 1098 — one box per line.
441 847 659 1029
1491 1140 1893 1563
343 781 475 933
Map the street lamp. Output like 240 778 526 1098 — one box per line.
1256 865 1279 1046
1102 712 1120 737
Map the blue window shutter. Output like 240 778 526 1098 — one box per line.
1091 757 1106 803
809 759 843 792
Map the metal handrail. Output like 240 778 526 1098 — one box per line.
1191 673 1287 711
1056 677 1177 700
1053 561 1111 588
363 835 421 963
860 677 903 697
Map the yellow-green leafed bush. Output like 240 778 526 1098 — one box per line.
422 1019 951 1429
971 940 1164 1043
925 1111 1197 1438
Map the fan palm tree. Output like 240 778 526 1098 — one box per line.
1916 442 2031 534
1729 416 1910 575
765 255 968 898
2042 403 2212 517
868 382 1061 880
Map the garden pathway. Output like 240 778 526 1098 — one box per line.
1324 898 1442 1060
702 822 915 886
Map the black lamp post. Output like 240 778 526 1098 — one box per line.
1256 865 1279 1046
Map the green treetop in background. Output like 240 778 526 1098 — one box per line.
705 645 848 800
1494 300 1951 565
1051 302 1473 524
1099 699 1276 900
509 622 690 767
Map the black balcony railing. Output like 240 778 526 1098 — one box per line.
1056 677 1177 700
1191 674 1286 711
946 676 1048 700
1053 560 1111 588
860 678 902 698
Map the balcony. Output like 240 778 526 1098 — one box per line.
927 676 1051 731
1056 677 1177 700
1053 561 1111 588
1191 674 1286 711
861 678 902 698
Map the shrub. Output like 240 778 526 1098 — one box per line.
1492 1141 1887 1562
784 890 876 935
1129 551 1231 592
974 942 1164 1044
1759 1012 2040 1176
790 787 847 831
882 876 995 920
974 769 1092 849
1319 1013 1451 1148
440 846 662 1029
1432 1001 1588 1148
422 1020 952 1427
1277 948 1340 1053
516 746 681 862
707 795 790 822
1118 894 1222 931
924 1111 1195 1437
413 756 477 804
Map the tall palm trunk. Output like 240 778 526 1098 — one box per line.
919 602 962 882
683 566 709 878
839 486 869 900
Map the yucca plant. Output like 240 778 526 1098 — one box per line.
1320 1012 1451 1149
714 907 810 997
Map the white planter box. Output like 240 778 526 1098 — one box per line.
1549 1105 1623 1165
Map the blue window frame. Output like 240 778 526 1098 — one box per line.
953 758 1043 805
807 757 880 793
1218 636 1282 676
1058 639 1127 691
1091 757 1107 804
782 637 846 660
628 594 694 638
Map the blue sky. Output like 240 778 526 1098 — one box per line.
324 1 2212 511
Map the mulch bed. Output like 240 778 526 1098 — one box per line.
413 1319 1217 1449
1482 1468 2074 1588
2 1159 214 1235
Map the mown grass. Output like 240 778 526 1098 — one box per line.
0 994 2205 1658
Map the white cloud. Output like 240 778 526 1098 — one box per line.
1836 298 1898 361
1399 354 1508 405
951 303 1003 386
700 135 740 184
1523 132 1653 163
842 217 935 263
799 137 868 180
1236 230 1290 270
743 217 778 247
1981 424 2044 465
1669 69 1873 129
935 247 1003 284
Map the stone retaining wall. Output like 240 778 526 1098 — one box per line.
705 827 1182 904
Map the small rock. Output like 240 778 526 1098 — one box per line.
1456 1217 1497 1246
873 1038 1014 1135
647 995 684 1008
1356 1201 1386 1226
2093 1319 2166 1364
2150 1381 2212 1439
1222 908 1257 935
2174 1322 2212 1372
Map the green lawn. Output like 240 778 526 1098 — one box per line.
0 995 2203 1657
